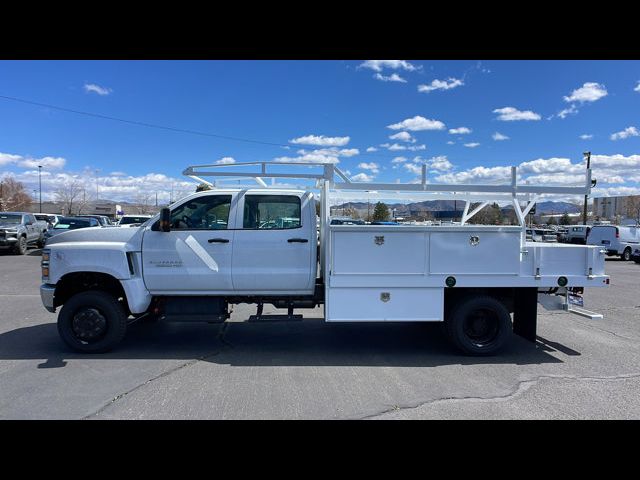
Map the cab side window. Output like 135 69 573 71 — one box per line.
243 195 301 229
170 195 232 230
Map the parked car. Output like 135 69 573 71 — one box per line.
565 225 591 244
556 227 569 243
0 212 46 254
117 215 153 227
330 217 365 225
525 228 557 242
76 214 114 226
631 247 640 264
587 225 640 260
34 213 62 229
43 217 100 244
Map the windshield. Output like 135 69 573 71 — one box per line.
120 216 150 225
0 214 22 224
54 219 93 230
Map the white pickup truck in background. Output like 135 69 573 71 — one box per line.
40 161 609 356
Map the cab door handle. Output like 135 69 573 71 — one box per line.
288 238 308 243
208 238 230 243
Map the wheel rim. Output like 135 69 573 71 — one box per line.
462 307 500 347
19 238 26 251
71 308 108 343
624 251 630 260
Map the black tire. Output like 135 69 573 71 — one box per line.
37 234 45 249
57 290 127 353
13 236 27 255
621 248 631 261
445 295 512 356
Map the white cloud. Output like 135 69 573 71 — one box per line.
351 172 375 182
564 82 608 103
366 147 378 152
408 144 426 151
555 104 579 119
385 143 407 151
0 152 22 166
389 131 416 143
493 107 541 121
449 127 471 135
464 142 480 148
635 82 640 93
289 135 350 147
84 83 112 96
215 157 236 165
387 115 446 131
358 60 419 72
427 155 453 172
446 141 455 145
492 132 509 141
298 148 359 158
274 153 339 164
436 166 513 184
611 126 640 141
580 134 593 140
0 152 66 170
2 169 197 204
373 73 407 83
391 156 407 163
418 78 463 93
357 162 379 173
404 163 423 175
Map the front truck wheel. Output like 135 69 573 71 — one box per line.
57 290 128 353
621 248 632 261
445 295 512 356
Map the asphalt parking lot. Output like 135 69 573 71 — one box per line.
1 246 639 419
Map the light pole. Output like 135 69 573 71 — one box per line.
582 151 591 225
38 165 42 213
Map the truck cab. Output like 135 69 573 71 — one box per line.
143 189 317 295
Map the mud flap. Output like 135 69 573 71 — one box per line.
513 288 537 342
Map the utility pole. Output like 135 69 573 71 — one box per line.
582 151 591 225
38 165 42 213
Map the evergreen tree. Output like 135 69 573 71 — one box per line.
372 201 390 221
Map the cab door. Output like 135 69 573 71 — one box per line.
142 193 235 293
231 192 315 294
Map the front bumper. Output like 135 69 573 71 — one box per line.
0 236 18 246
40 284 56 313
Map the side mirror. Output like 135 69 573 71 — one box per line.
159 208 171 232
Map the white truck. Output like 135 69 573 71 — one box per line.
40 161 609 355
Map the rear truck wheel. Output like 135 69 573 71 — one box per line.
621 248 632 261
445 295 512 356
13 236 27 255
57 290 127 353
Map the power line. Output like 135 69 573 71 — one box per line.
0 93 418 162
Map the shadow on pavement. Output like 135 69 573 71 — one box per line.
0 319 565 368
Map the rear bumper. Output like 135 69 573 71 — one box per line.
40 284 56 313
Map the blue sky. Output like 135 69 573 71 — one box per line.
1 60 640 203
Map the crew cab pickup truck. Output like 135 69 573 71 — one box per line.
0 212 46 254
39 162 609 356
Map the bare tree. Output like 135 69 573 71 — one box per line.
54 179 85 215
133 192 154 214
625 195 640 225
0 176 32 211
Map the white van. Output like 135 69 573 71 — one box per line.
587 225 640 260
566 225 591 244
